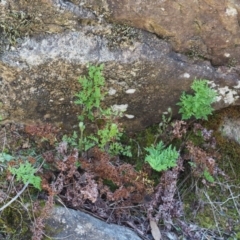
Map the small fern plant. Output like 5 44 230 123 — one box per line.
74 64 105 121
64 64 131 157
145 141 179 172
177 79 217 120
9 162 42 190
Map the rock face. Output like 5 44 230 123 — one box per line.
105 0 240 67
0 0 240 131
44 206 142 240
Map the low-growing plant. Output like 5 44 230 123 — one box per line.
63 64 131 157
145 141 179 172
0 152 14 163
9 161 41 190
154 107 172 143
177 79 217 120
203 169 214 183
62 122 95 152
74 64 105 121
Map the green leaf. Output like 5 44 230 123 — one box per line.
203 169 214 183
145 141 179 172
0 153 14 162
177 79 217 120
9 162 42 190
74 64 106 121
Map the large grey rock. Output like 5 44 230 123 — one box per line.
1 0 240 132
44 206 142 240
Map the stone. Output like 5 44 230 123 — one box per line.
101 0 240 66
0 0 240 132
44 206 142 240
220 114 240 144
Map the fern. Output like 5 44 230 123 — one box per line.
145 141 179 172
177 79 217 120
66 64 132 157
75 64 105 121
9 162 41 190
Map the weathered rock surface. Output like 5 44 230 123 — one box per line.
100 0 240 66
0 0 240 132
218 106 240 144
44 206 142 240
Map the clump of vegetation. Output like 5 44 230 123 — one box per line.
145 141 178 172
63 64 131 157
0 68 239 240
9 161 41 190
177 79 217 120
74 64 105 121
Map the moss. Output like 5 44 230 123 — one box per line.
43 222 65 240
121 124 157 170
105 23 140 49
235 231 240 238
180 106 240 237
0 9 35 53
227 58 238 68
183 182 240 235
103 179 118 192
203 106 240 183
121 124 162 187
0 165 40 239
187 129 205 146
0 204 32 239
186 45 208 61
0 1 78 54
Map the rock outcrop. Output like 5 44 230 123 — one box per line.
0 0 240 132
98 0 240 66
45 206 142 240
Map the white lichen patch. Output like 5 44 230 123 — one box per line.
0 0 7 5
225 7 238 16
220 117 240 144
125 89 136 94
216 86 239 104
75 224 85 235
125 114 134 119
183 73 190 78
29 87 37 94
60 217 66 224
207 80 217 88
111 104 128 112
108 88 116 95
233 81 240 89
130 71 137 77
207 81 239 105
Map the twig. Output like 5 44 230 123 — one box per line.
203 189 221 237
0 181 29 212
125 221 147 239
1 127 7 152
226 184 240 217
